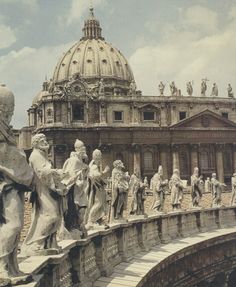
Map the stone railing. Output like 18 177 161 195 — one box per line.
19 207 236 287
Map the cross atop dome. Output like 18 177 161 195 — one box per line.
82 5 104 40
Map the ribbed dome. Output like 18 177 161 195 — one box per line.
52 39 134 84
52 7 134 85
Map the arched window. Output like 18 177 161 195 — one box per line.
144 151 153 170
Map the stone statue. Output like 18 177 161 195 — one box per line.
169 169 184 211
201 79 207 96
230 173 236 206
129 169 146 216
158 81 165 96
129 80 137 95
204 177 211 193
110 160 129 222
186 81 193 96
228 84 234 98
150 166 168 212
85 149 110 230
0 84 34 284
98 78 105 95
211 173 226 207
170 81 177 96
60 140 89 239
191 167 202 208
21 134 68 256
143 176 149 190
211 83 218 97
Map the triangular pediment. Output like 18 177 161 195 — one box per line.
171 109 236 129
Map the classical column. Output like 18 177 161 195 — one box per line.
132 144 141 175
190 144 199 174
160 144 168 179
172 144 180 172
216 144 224 183
233 144 236 172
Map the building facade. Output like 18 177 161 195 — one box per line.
19 7 236 184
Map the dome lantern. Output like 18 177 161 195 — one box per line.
82 6 104 40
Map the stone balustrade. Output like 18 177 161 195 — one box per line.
19 206 236 287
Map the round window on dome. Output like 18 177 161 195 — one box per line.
100 47 104 51
62 63 65 67
102 59 107 64
72 60 78 64
87 59 92 63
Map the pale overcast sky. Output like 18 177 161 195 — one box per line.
0 0 236 128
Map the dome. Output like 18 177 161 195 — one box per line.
52 7 134 85
32 90 49 106
0 84 14 100
0 83 14 106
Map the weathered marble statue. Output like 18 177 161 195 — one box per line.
187 81 193 96
85 149 110 230
205 177 211 193
110 160 129 222
230 173 236 206
143 176 149 189
129 169 146 216
170 81 177 96
150 166 168 212
211 173 226 207
211 83 218 97
169 169 184 211
228 84 234 98
129 80 137 95
158 81 165 95
191 167 202 208
21 134 68 256
201 79 207 96
0 84 34 285
98 78 105 95
60 139 89 239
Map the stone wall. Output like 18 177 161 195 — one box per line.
19 206 236 287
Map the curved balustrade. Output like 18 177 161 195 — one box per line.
19 207 236 287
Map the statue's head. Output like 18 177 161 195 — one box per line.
193 167 199 176
92 149 102 163
173 168 180 177
32 133 49 151
158 165 163 176
212 173 216 179
0 84 14 125
113 160 124 170
74 139 87 161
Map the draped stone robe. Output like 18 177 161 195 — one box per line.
21 148 63 256
0 122 34 275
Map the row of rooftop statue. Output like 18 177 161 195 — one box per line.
158 80 234 97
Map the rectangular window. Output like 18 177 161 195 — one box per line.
143 111 155 121
222 112 228 119
179 111 187 121
72 104 84 121
114 111 123 122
